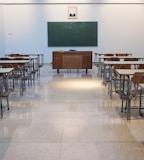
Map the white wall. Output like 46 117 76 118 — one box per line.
2 4 144 62
0 5 5 56
1 0 144 4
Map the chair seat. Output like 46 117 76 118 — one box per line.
130 90 140 96
116 90 128 99
2 91 10 97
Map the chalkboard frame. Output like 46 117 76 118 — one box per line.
47 21 98 47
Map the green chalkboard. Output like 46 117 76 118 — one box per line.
47 22 98 47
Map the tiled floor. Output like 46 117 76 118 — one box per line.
1 64 144 160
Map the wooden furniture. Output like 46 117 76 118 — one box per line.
6 53 44 76
102 61 144 85
0 60 30 96
52 51 92 73
0 68 14 111
94 53 133 65
115 69 144 120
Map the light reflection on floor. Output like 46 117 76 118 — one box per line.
49 78 102 91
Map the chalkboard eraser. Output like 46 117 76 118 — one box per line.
58 50 64 52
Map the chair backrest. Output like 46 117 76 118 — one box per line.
0 57 10 60
138 64 144 69
132 72 144 85
5 63 20 71
114 64 131 71
104 53 114 56
9 53 20 57
116 53 129 56
124 58 138 61
138 73 144 84
104 57 120 61
17 54 29 57
110 57 120 61
13 57 25 60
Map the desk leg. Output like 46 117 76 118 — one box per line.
57 69 59 74
139 89 144 116
109 65 113 99
103 64 106 85
0 101 3 118
86 69 88 74
127 76 131 120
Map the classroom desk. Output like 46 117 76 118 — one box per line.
10 56 39 77
0 60 30 95
6 53 44 67
7 56 37 60
98 56 144 62
0 60 30 74
102 61 144 86
0 68 14 111
103 61 144 99
98 56 132 75
6 53 44 76
0 68 14 87
4 56 38 76
0 68 14 91
0 60 29 65
94 53 132 65
98 57 144 77
115 69 144 120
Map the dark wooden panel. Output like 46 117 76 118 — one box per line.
52 51 92 72
63 55 82 69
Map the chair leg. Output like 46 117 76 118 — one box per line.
7 97 9 110
121 100 124 112
125 99 128 111
0 100 2 110
0 102 3 118
139 93 144 117
121 99 127 113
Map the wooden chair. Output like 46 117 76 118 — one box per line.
4 63 20 92
104 53 114 56
4 63 32 95
8 53 20 57
116 53 129 56
108 64 130 99
116 72 144 119
18 54 29 57
124 58 138 61
104 57 120 61
138 64 144 69
0 57 11 60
